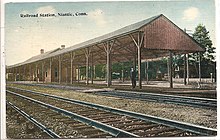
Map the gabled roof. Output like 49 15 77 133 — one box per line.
7 14 162 68
23 48 60 63
37 14 162 58
7 14 203 69
7 48 61 68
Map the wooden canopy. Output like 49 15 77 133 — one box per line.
6 14 203 88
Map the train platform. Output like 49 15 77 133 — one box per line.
7 78 216 99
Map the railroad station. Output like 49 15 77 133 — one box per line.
6 14 204 88
5 13 217 139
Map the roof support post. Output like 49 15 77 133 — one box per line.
145 61 149 84
70 52 75 84
122 63 124 82
18 67 21 81
91 52 94 84
35 64 39 83
84 48 91 85
169 51 173 88
106 44 111 86
133 53 137 79
12 68 14 81
23 65 25 81
59 55 61 84
31 64 33 81
50 58 52 83
187 54 189 84
14 68 17 81
198 52 201 88
104 40 115 87
29 65 31 81
93 65 96 80
86 53 89 85
77 65 80 83
167 59 170 80
184 54 187 85
137 44 142 89
65 67 68 83
70 55 73 84
130 32 144 89
41 61 44 83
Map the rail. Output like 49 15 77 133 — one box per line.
94 90 217 109
7 90 139 138
6 87 217 136
6 101 60 138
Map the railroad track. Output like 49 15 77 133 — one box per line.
8 84 217 109
93 90 217 109
6 87 217 138
7 94 116 138
6 101 60 138
6 102 53 139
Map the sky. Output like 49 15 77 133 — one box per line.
4 0 216 66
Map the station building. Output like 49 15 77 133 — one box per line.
6 14 204 88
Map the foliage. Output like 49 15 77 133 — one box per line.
191 24 215 62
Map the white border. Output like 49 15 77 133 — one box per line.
0 0 6 139
1 0 219 140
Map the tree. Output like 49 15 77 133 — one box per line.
190 24 216 78
169 24 215 78
191 24 215 62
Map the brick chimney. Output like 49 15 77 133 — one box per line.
40 49 44 54
61 45 65 49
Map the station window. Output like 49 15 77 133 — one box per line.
45 71 47 77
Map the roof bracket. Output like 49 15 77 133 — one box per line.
130 32 144 49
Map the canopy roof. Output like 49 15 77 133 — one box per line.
7 14 203 69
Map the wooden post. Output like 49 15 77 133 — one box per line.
104 41 114 87
23 65 25 81
133 54 137 83
184 54 187 85
93 65 96 80
77 65 80 83
85 48 90 85
146 61 149 84
42 62 44 82
121 62 124 82
106 42 111 87
29 65 31 81
184 29 190 85
198 52 201 88
86 55 89 85
50 58 52 82
91 52 94 84
130 32 144 89
187 54 189 84
137 45 142 89
18 67 21 81
59 55 61 84
31 65 33 81
15 68 17 81
169 51 173 88
167 59 170 81
70 52 74 84
35 64 38 82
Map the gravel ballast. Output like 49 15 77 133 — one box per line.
7 84 217 129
